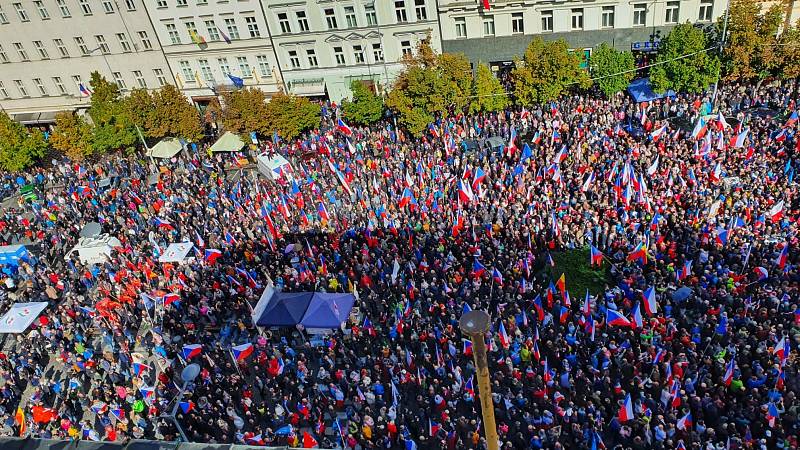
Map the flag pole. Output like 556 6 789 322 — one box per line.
229 349 243 376
459 311 499 450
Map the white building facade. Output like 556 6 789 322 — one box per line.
438 0 727 71
0 0 173 124
141 0 283 109
261 0 442 102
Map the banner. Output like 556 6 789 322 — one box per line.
158 242 195 263
0 302 49 334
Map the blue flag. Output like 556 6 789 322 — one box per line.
227 73 244 88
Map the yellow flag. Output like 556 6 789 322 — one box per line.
15 407 26 436
175 73 184 90
194 70 204 86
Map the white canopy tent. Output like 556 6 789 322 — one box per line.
158 242 195 263
66 234 121 265
146 137 184 159
210 131 245 153
0 302 49 333
256 152 294 181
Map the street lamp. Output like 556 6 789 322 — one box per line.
367 2 391 93
459 310 499 450
87 46 114 78
163 363 201 442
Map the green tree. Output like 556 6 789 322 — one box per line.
591 43 636 98
50 112 94 161
776 21 800 79
0 112 48 171
216 87 271 137
511 38 591 106
650 23 720 93
469 63 509 113
720 0 762 81
437 52 473 112
151 85 203 141
87 71 136 154
265 93 321 140
342 80 384 125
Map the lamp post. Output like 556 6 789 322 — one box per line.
163 363 201 442
87 46 114 78
368 1 391 93
459 310 499 450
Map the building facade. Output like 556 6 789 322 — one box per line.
0 0 173 124
261 0 441 102
141 0 283 110
438 0 726 72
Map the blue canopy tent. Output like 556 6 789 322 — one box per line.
627 78 676 103
255 292 313 327
300 293 355 328
252 288 355 329
0 245 28 267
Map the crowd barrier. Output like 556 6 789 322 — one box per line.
0 438 289 450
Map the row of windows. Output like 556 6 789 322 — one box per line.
283 40 414 70
455 0 714 38
0 0 138 23
177 55 272 84
163 16 260 45
0 69 168 99
275 0 426 35
0 32 154 63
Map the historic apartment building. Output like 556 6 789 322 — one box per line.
0 0 173 124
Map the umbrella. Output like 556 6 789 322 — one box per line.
672 287 693 302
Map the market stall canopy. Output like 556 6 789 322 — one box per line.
627 77 676 102
146 138 184 159
0 302 49 333
0 244 29 266
252 288 355 329
210 131 245 153
158 242 195 263
256 152 294 180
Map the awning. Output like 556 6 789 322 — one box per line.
290 80 326 97
12 111 63 125
210 131 245 152
146 137 184 159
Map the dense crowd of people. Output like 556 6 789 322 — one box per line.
0 79 798 450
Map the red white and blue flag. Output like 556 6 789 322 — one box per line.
337 118 353 136
642 286 657 316
618 393 633 422
182 344 202 360
232 343 254 361
607 309 632 327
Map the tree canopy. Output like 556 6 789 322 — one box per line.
125 85 203 142
591 43 636 98
0 112 49 171
265 93 322 140
469 63 508 114
86 71 137 154
50 112 94 161
342 80 384 126
650 23 720 94
511 38 591 106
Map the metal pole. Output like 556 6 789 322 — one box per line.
370 2 390 92
459 310 499 450
711 0 732 110
135 124 156 168
164 382 189 442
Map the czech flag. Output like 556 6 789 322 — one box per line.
182 344 202 360
492 267 503 285
590 245 603 266
225 231 238 245
733 128 748 148
723 358 735 386
498 321 510 349
617 393 633 422
79 83 93 97
607 309 632 327
559 306 570 324
232 343 254 361
163 293 180 306
337 118 353 136
457 180 474 203
154 217 174 230
631 302 643 329
533 295 544 321
776 243 789 270
754 266 769 281
650 123 668 141
132 362 150 377
642 286 657 316
581 171 595 192
398 188 414 208
472 260 486 277
465 376 474 395
715 228 729 246
463 339 473 356
677 412 693 430
179 401 195 414
627 242 648 265
691 117 707 139
769 200 784 222
472 167 486 190
204 248 222 264
773 336 789 361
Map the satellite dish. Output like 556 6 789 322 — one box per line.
181 363 201 383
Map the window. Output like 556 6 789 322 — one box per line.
256 55 271 77
414 0 426 21
218 57 231 75
15 80 29 97
13 43 29 61
395 1 407 22
166 23 181 44
541 10 553 32
33 41 49 59
102 0 114 13
0 6 8 23
133 70 146 88
0 82 8 98
13 3 29 21
245 16 261 37
113 72 126 89
197 0 207 4
571 8 583 30
71 75 82 89
179 61 193 81
483 16 494 36
306 49 318 67
372 43 383 62
205 21 219 41
177 0 187 5
454 17 467 38
699 0 713 21
56 0 70 17
74 37 89 55
156 0 167 7
288 50 300 68
0 45 8 63
53 76 66 94
277 13 291 33
34 78 47 95
333 46 345 65
236 56 252 77
365 4 377 26
153 68 167 86
138 31 152 50
224 18 239 39
353 44 364 63
296 11 309 32
54 39 69 57
95 35 110 54
665 1 679 23
117 33 132 52
344 6 356 28
34 1 50 19
325 9 337 29
633 4 647 26
602 6 615 28
78 0 92 15
400 40 412 57
512 12 523 34
125 0 136 11
198 59 213 82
